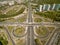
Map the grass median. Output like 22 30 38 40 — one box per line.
0 5 25 22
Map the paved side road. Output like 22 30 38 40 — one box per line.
45 28 60 45
3 26 16 45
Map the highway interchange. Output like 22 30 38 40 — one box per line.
0 0 60 45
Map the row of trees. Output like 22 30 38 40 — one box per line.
0 7 25 18
32 0 60 4
0 36 8 45
35 11 60 22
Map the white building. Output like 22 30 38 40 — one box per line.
39 5 43 12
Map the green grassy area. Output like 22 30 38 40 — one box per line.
47 27 55 32
18 15 27 22
14 27 25 36
35 11 60 22
0 30 8 45
44 18 51 22
0 36 8 45
34 18 42 22
35 38 43 45
16 39 25 45
0 5 9 11
7 19 16 22
7 26 15 32
0 18 9 22
18 17 26 22
35 27 48 36
32 0 60 4
0 7 25 18
6 5 20 15
4 18 16 22
0 26 4 29
0 5 25 22
35 38 48 45
4 15 27 22
0 26 8 40
8 40 13 45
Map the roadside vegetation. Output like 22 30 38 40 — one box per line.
0 36 8 45
7 26 15 32
0 7 25 18
47 27 55 32
16 39 25 45
35 38 43 45
35 38 47 45
56 34 60 45
34 18 43 22
31 0 60 4
43 18 51 22
0 5 25 22
0 27 8 45
13 27 25 36
35 26 48 37
18 15 27 22
35 11 60 22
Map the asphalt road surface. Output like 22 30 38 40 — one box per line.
26 0 35 45
0 0 60 45
3 26 16 45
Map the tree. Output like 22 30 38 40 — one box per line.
0 36 8 45
32 0 60 4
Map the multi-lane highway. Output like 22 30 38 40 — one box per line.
27 0 35 45
0 0 60 45
0 22 60 26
